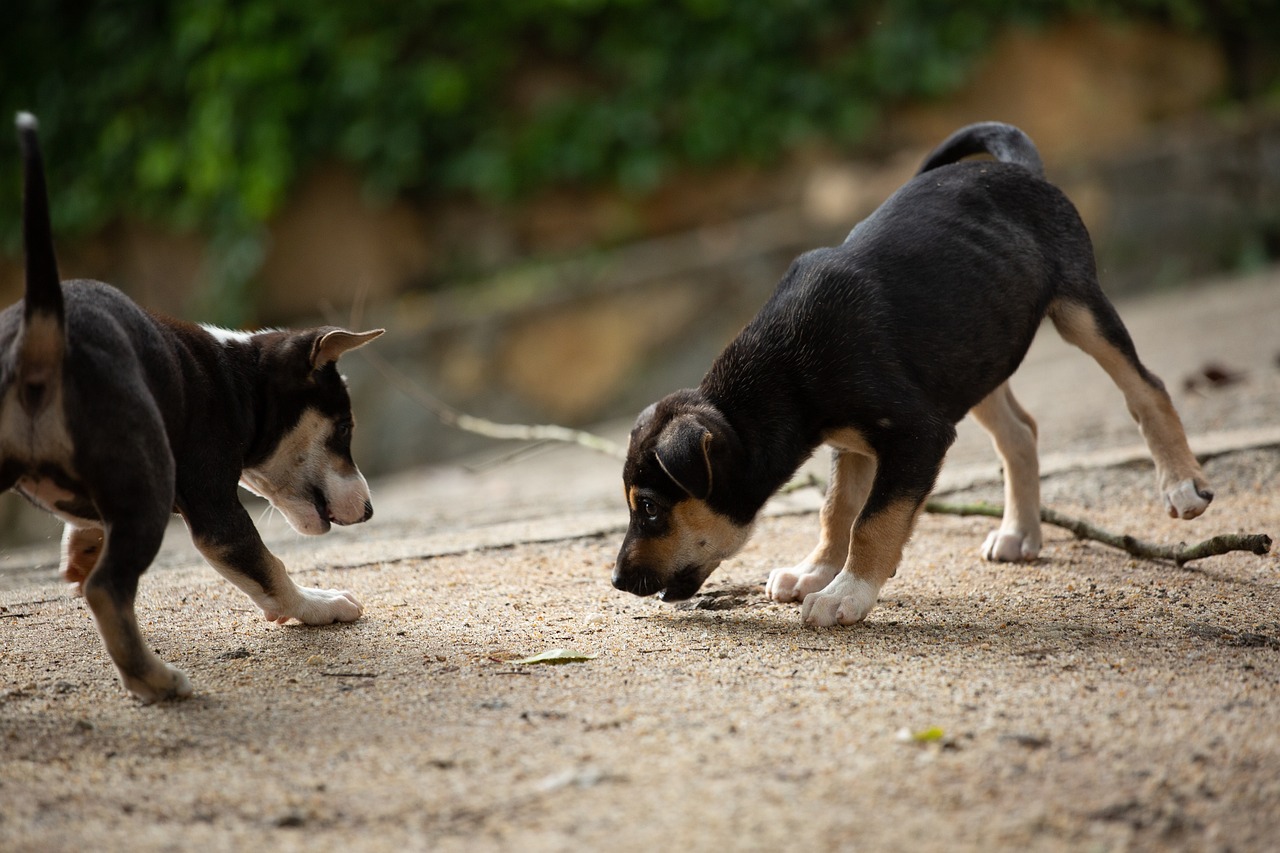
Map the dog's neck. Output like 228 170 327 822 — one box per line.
163 323 302 470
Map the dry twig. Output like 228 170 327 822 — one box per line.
321 293 627 460
923 499 1272 567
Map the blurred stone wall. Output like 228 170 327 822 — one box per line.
342 111 1280 477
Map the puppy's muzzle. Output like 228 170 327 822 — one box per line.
612 561 705 602
333 499 374 526
612 562 664 598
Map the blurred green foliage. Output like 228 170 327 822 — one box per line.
2 0 1276 319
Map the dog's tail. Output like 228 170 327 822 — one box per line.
14 112 66 414
915 122 1044 177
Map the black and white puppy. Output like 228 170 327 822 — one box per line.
615 122 1213 626
4 113 384 701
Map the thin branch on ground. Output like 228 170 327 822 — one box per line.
321 294 628 460
923 499 1272 567
336 327 627 460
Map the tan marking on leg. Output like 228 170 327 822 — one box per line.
847 498 923 586
60 524 104 592
1052 302 1211 518
822 427 876 458
194 537 362 625
82 580 192 703
800 498 923 626
970 383 1042 561
195 537 289 611
767 447 876 602
811 449 877 567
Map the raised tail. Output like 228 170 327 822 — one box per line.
14 112 66 414
916 121 1044 177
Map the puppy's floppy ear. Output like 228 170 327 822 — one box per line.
655 414 715 500
311 328 384 369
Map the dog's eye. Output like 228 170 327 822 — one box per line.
335 419 353 441
638 497 660 523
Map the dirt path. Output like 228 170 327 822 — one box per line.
1 273 1278 852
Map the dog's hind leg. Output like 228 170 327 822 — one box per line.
81 508 192 703
1049 297 1212 519
801 420 954 627
767 448 875 602
60 523 104 592
970 382 1042 561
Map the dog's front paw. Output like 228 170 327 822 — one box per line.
766 561 839 603
264 587 363 625
800 573 881 627
981 529 1041 562
123 663 194 705
1164 478 1213 520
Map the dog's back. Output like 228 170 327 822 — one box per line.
711 144 1093 428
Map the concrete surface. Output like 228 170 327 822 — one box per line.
1 271 1278 852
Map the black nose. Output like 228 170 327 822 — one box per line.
362 500 373 522
612 565 661 597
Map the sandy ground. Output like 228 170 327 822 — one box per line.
1 271 1278 852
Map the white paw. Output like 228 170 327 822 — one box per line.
981 529 1041 562
800 574 881 627
1164 478 1213 520
766 562 839 603
124 663 194 705
264 588 363 625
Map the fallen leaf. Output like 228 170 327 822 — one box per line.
896 725 946 743
515 648 598 665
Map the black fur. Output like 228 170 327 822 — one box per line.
637 130 1088 522
16 114 62 328
616 121 1187 603
3 113 381 701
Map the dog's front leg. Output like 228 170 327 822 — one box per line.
767 449 875 602
82 513 193 704
186 502 362 625
800 427 950 627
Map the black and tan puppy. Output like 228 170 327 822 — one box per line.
4 113 383 701
615 121 1212 627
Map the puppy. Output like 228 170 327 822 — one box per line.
5 113 384 701
614 121 1212 626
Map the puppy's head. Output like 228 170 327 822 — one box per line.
614 390 751 601
238 327 384 535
